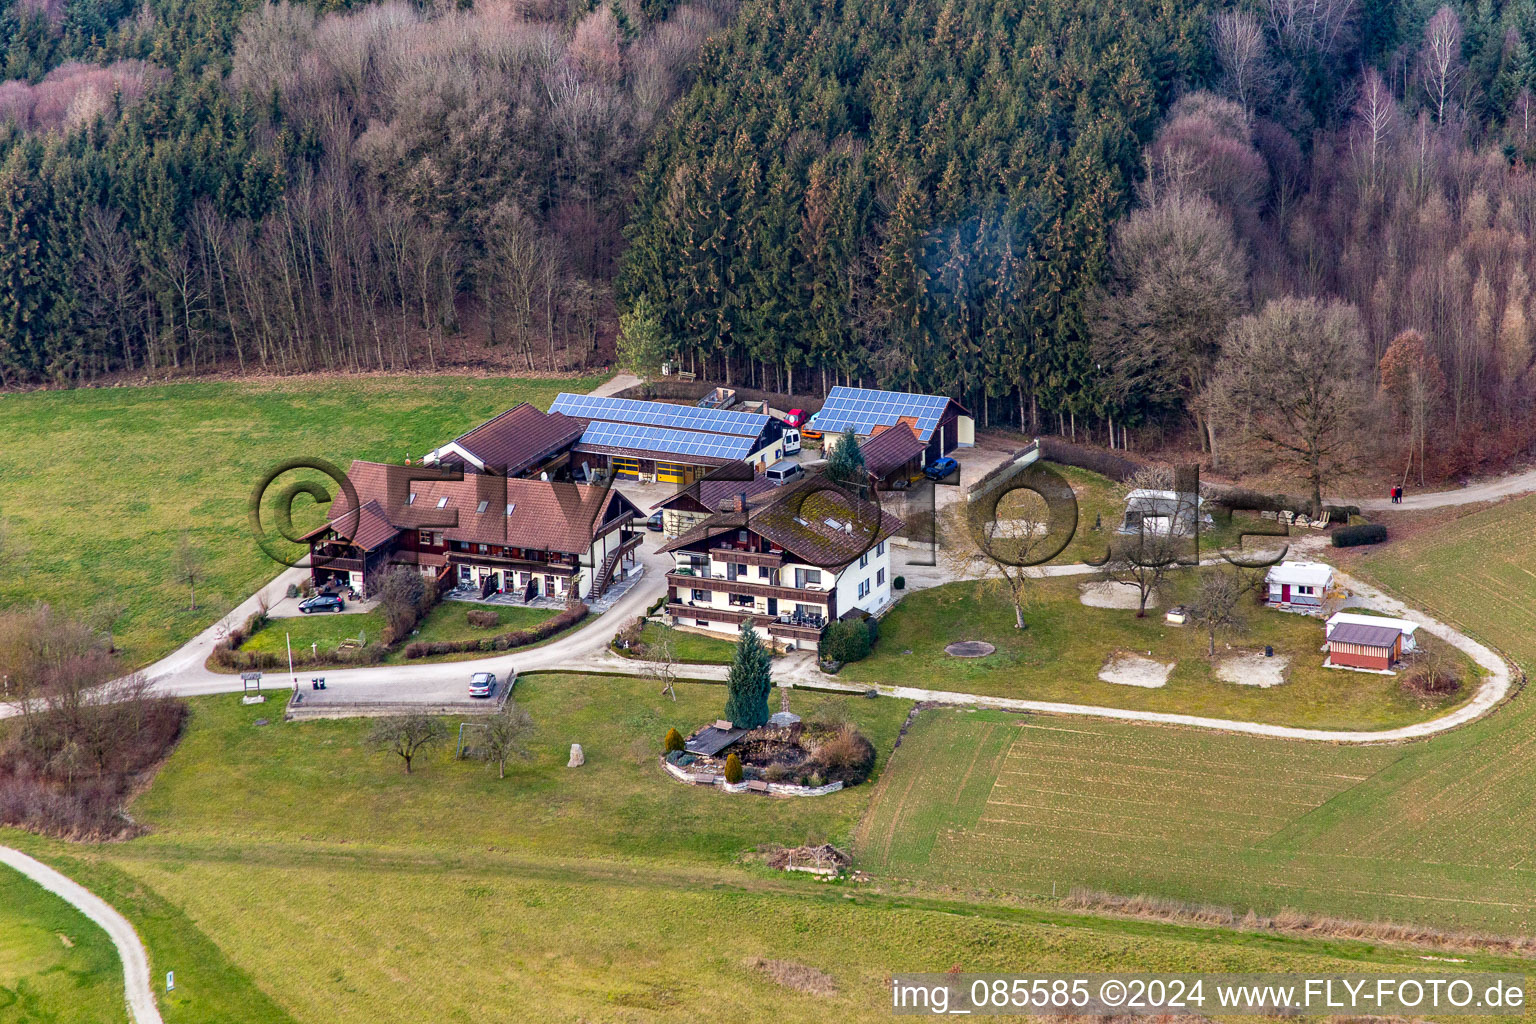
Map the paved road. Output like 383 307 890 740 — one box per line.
0 846 163 1024
1348 467 1536 511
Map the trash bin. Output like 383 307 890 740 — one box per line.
1264 645 1274 658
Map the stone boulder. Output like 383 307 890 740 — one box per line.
567 743 585 768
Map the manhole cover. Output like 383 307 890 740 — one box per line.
944 641 995 658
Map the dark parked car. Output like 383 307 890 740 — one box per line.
646 511 664 531
469 672 497 698
298 594 345 613
923 456 959 481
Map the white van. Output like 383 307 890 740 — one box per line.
781 428 802 455
765 460 804 485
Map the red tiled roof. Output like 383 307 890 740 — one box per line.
649 462 781 512
436 403 583 475
318 460 637 555
860 422 926 478
661 475 902 570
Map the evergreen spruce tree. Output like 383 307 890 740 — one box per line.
825 430 866 486
723 618 772 729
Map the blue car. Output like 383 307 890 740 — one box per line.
923 456 959 481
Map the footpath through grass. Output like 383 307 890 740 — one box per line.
15 675 1529 1024
0 374 600 667
844 576 1474 729
855 495 1536 935
0 867 124 1024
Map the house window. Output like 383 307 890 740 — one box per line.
877 540 885 556
476 500 489 514
418 530 434 546
758 566 771 579
858 579 870 599
859 552 869 569
478 543 489 553
796 568 822 588
691 589 706 603
877 568 885 585
436 496 449 509
506 503 516 516
1296 585 1313 595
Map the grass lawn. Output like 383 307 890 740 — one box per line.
0 867 123 1023
843 575 1476 729
234 601 558 669
0 374 601 668
614 621 741 664
12 676 1530 1024
854 494 1536 936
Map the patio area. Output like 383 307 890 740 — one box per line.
267 592 381 619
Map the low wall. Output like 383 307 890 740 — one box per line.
659 757 844 797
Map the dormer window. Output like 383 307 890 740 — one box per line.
506 503 515 516
436 496 449 509
407 493 417 505
476 500 489 514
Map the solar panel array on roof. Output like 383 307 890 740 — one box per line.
550 393 768 437
811 387 952 443
577 420 757 461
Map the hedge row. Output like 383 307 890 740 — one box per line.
1037 437 1139 482
209 611 387 671
402 605 588 658
1332 523 1388 547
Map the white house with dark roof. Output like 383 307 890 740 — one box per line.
1265 560 1334 612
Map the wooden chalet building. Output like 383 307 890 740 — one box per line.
858 421 927 490
304 460 642 602
648 462 782 538
660 477 902 648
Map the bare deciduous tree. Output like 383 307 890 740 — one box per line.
1421 6 1463 125
1189 566 1259 657
1096 529 1183 617
369 714 445 774
1094 192 1248 466
1215 297 1372 510
174 532 207 612
1350 69 1402 195
941 481 1064 629
1212 10 1272 112
480 702 534 780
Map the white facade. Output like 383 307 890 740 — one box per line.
669 539 895 639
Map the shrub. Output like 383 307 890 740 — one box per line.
403 605 588 658
811 725 876 785
1332 523 1388 548
663 727 684 753
285 583 299 599
893 575 905 590
466 609 500 629
724 753 743 784
763 763 793 783
819 619 871 664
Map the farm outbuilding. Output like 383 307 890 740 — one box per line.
551 393 789 485
1326 612 1418 652
807 386 972 465
1324 618 1413 671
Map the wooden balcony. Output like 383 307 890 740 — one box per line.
665 602 823 641
666 571 829 604
706 545 784 568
